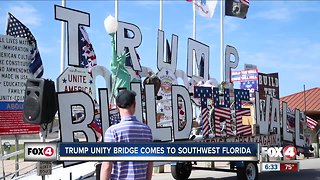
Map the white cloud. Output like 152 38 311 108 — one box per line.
224 18 240 32
197 22 216 32
241 39 320 85
8 2 42 27
252 1 320 22
254 7 291 22
38 46 55 54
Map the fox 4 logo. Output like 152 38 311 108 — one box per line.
24 143 57 161
27 147 55 157
261 145 297 159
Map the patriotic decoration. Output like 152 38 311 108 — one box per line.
79 25 97 76
240 80 258 100
201 107 210 137
213 88 230 108
89 110 121 140
6 13 43 78
231 69 258 82
214 107 231 137
90 115 102 134
285 108 317 131
194 86 212 137
110 110 121 125
213 88 231 137
225 0 250 19
286 108 295 132
187 0 218 19
178 101 186 130
235 108 252 135
234 89 252 136
306 116 318 130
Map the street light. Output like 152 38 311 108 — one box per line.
104 15 120 106
104 15 118 34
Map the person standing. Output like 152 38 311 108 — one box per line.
100 90 153 180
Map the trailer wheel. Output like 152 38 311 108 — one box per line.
237 162 258 180
171 162 192 180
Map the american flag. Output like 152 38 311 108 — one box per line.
194 86 212 136
234 89 252 136
6 13 43 78
287 107 318 130
89 110 121 139
90 115 102 134
79 25 97 76
306 116 318 130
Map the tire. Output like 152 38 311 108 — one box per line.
236 162 258 180
171 162 192 180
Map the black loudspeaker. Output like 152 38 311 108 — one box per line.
23 78 58 125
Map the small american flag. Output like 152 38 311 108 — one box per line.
90 115 102 134
194 86 212 136
307 116 318 130
79 25 97 76
6 13 43 78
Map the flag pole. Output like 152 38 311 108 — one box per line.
60 0 66 73
110 0 119 106
115 0 118 21
192 1 196 40
192 0 198 120
220 0 225 82
192 0 197 76
160 0 163 30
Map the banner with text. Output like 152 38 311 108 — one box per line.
231 69 258 82
258 72 279 99
0 35 39 135
58 142 259 161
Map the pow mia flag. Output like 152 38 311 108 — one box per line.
225 0 249 19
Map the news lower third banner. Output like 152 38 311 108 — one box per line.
59 142 259 161
24 142 259 161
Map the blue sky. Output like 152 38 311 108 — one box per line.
0 0 319 97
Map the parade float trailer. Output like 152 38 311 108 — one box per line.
53 6 309 180
1 4 311 180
